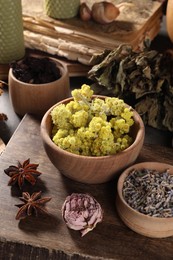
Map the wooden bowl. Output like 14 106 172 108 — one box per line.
40 96 145 184
116 162 173 238
166 0 173 43
8 56 70 117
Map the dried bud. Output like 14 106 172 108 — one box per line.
62 193 103 236
92 2 120 24
79 3 92 21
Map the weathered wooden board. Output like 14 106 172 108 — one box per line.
0 138 5 155
0 114 173 260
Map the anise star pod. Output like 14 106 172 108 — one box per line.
4 158 42 189
62 193 103 236
15 191 52 220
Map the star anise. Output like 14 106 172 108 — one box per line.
4 158 42 188
15 191 52 220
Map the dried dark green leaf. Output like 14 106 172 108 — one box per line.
163 96 173 132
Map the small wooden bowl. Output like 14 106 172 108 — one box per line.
116 162 173 238
8 55 70 117
40 96 145 184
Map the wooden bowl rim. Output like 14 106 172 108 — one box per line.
117 161 173 221
41 95 145 160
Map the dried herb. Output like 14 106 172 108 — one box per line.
15 191 52 220
88 44 173 132
10 56 61 84
123 168 173 217
4 158 42 189
62 193 103 236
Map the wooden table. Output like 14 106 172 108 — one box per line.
0 114 173 259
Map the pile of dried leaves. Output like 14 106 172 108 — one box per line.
88 44 173 132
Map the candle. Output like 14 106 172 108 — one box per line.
44 0 80 19
0 0 25 64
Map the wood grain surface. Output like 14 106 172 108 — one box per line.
0 138 5 155
0 114 173 260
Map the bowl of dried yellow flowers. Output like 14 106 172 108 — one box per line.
40 84 145 184
116 162 173 238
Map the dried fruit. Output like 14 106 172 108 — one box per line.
15 191 52 220
62 193 103 236
4 158 42 188
10 56 61 84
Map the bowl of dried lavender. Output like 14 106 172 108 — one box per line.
8 54 70 117
116 162 173 238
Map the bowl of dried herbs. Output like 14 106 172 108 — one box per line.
40 84 145 184
8 54 70 117
116 162 173 238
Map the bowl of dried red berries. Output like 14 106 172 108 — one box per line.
116 161 173 238
8 54 70 117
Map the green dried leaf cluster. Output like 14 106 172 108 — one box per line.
88 44 173 132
